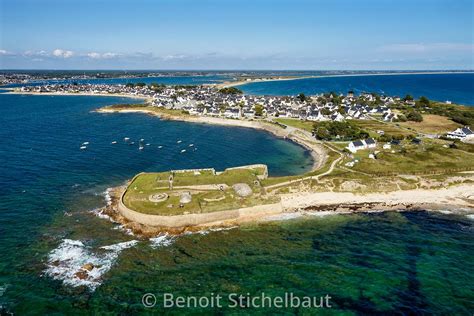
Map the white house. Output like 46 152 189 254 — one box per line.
224 108 240 119
346 138 377 153
446 126 473 140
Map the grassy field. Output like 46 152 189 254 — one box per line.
274 118 314 132
398 114 461 134
348 140 474 175
350 119 413 137
123 166 279 215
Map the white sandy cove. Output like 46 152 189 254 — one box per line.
280 184 474 211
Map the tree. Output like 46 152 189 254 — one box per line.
403 94 414 101
418 96 430 106
312 121 369 141
297 93 307 102
254 104 264 117
321 108 331 115
396 114 407 122
218 87 242 94
406 110 423 122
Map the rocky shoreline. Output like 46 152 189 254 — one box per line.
98 183 474 238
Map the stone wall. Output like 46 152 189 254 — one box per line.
118 192 282 227
224 164 268 179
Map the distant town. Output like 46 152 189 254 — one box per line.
16 82 414 122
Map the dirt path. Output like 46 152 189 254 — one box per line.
263 122 344 190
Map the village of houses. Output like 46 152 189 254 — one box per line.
17 83 474 157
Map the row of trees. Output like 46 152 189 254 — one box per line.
312 121 369 141
218 87 243 94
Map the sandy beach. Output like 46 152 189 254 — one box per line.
101 182 474 237
281 183 474 212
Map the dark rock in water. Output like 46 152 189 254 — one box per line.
74 263 95 280
74 270 89 280
82 263 94 271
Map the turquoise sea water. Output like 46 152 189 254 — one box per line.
0 91 312 314
0 75 473 314
240 73 474 106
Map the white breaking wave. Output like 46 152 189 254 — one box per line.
466 214 474 220
104 188 113 206
113 224 135 236
437 210 454 214
0 284 9 297
90 207 113 221
149 233 175 248
44 239 138 291
191 226 239 235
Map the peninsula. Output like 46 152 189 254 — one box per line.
10 82 474 235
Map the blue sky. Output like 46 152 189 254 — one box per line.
0 0 473 70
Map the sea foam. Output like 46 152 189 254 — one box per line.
44 239 138 290
149 233 175 248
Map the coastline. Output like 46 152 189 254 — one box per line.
102 182 474 236
3 89 152 102
7 89 474 235
219 71 474 89
5 88 326 171
96 106 327 171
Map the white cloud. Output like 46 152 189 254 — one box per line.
52 49 74 58
379 43 474 54
162 54 187 61
87 52 120 59
101 52 119 58
23 50 48 57
87 52 101 59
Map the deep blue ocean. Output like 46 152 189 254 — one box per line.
0 74 473 314
241 73 474 105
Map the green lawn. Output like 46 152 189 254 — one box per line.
123 166 279 215
274 118 314 132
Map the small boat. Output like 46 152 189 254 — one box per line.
80 146 87 150
82 142 89 145
111 141 117 144
189 144 194 147
139 146 144 150
140 138 145 142
158 146 163 149
146 143 151 146
129 142 135 145
124 137 130 141
181 149 186 153
177 140 182 144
